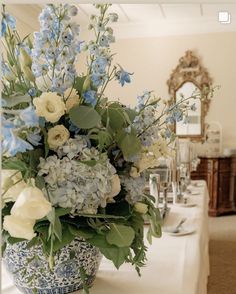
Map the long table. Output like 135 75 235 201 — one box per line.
2 180 209 294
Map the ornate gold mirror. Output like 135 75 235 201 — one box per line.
167 51 212 141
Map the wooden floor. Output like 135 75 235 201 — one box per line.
207 215 236 294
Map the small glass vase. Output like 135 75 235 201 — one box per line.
3 237 102 294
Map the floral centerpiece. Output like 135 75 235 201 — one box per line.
1 4 203 294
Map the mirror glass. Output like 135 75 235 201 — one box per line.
175 82 201 137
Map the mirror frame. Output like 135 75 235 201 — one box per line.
167 50 212 141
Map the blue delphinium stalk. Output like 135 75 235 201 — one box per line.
32 4 81 94
1 13 16 36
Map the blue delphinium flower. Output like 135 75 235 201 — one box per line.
99 35 109 47
1 13 16 36
19 105 39 127
91 73 106 87
116 69 132 86
92 57 108 74
83 90 97 106
28 88 37 97
2 118 33 156
27 130 41 146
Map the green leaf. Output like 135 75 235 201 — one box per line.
53 224 75 252
2 159 28 172
69 105 101 129
54 216 62 241
68 225 94 239
124 108 138 123
74 76 87 96
55 207 71 217
8 237 27 244
87 233 130 268
106 224 135 247
3 94 31 107
26 237 38 249
80 160 97 167
117 129 141 159
82 75 91 92
98 130 113 151
102 103 128 130
100 246 130 269
35 176 46 190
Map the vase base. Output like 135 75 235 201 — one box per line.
16 275 96 294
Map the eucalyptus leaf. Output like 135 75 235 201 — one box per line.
106 224 135 247
69 105 101 129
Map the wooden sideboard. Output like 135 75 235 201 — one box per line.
191 156 236 216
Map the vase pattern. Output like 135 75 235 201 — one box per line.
4 237 102 294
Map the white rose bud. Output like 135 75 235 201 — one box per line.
134 202 149 214
22 66 35 82
3 215 36 240
19 48 32 67
48 125 70 149
11 186 52 220
130 167 140 178
33 92 66 123
108 174 121 198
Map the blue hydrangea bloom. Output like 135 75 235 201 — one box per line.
83 90 97 106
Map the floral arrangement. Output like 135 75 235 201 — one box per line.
1 4 202 292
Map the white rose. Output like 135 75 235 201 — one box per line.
106 174 121 200
33 92 66 123
134 202 148 214
3 215 36 240
11 186 52 220
47 125 70 149
1 170 27 202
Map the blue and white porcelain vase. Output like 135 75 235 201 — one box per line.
4 237 102 294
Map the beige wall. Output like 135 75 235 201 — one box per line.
80 32 236 149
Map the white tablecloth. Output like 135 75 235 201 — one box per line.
2 180 209 294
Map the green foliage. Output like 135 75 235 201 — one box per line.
102 103 130 130
69 105 101 129
106 224 135 247
2 93 31 107
117 128 142 159
74 76 87 96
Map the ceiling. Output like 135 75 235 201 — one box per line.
5 3 236 39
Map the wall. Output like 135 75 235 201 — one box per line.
78 32 236 149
